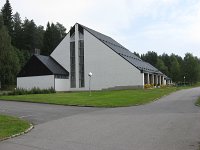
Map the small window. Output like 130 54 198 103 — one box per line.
55 75 69 79
70 41 76 88
78 39 85 88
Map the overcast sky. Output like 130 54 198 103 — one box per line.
1 0 200 58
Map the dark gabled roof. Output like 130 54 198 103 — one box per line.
17 55 69 77
79 23 162 74
35 55 69 75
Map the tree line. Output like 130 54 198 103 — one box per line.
0 0 66 87
134 51 200 84
0 0 200 88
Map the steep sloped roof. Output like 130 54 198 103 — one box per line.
18 55 69 77
35 55 69 75
79 24 162 74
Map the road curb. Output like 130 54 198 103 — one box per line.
0 123 34 142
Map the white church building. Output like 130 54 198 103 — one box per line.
17 23 170 91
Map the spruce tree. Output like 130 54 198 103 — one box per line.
1 0 13 37
42 22 52 55
22 18 37 53
170 55 181 82
42 22 66 55
183 53 200 84
141 51 158 67
0 13 3 28
13 12 23 49
35 25 44 51
156 58 168 75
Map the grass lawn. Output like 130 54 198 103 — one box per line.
0 115 30 140
0 87 180 107
196 97 200 106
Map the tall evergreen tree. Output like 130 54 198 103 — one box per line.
35 25 44 50
141 51 158 67
183 53 200 83
156 58 168 75
174 55 184 81
133 52 140 58
42 22 52 55
22 18 37 53
51 23 61 51
42 22 66 55
170 54 181 82
13 12 23 49
1 0 13 37
160 53 170 76
0 13 3 28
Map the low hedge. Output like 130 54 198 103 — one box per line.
5 87 55 95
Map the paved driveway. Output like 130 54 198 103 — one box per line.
0 87 200 150
0 100 103 125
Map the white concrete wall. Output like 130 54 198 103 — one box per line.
49 24 144 91
55 79 70 91
70 29 143 91
17 75 54 90
50 34 70 71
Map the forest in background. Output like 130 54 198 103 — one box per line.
0 0 67 88
0 0 200 89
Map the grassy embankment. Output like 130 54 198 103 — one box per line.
196 97 200 106
0 115 30 140
0 87 180 107
0 84 199 107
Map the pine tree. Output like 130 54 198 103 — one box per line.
22 18 37 53
0 13 3 28
160 53 170 76
13 12 23 49
156 58 168 75
141 51 158 67
183 53 200 84
170 55 180 82
42 22 52 55
35 25 44 50
42 22 66 55
1 0 13 37
133 52 140 58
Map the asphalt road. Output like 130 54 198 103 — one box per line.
0 87 200 150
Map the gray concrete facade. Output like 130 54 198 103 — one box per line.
18 23 168 91
51 24 145 91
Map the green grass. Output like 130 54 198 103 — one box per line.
196 97 200 106
0 87 180 107
0 115 30 140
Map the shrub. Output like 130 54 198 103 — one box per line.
160 85 167 88
144 84 154 89
145 84 170 89
7 87 55 95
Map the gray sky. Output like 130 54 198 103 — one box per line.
1 0 200 58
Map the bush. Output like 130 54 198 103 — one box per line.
144 84 154 89
160 85 167 88
0 85 16 91
7 87 55 95
145 84 170 89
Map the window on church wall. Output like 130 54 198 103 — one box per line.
70 41 76 88
79 39 85 88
